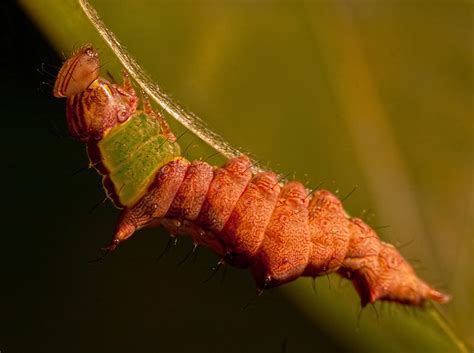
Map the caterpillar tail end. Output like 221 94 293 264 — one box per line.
353 274 451 308
369 278 451 307
351 243 451 307
425 286 451 304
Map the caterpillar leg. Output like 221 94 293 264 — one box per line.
142 95 176 142
120 68 135 96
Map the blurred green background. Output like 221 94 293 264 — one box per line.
1 0 471 352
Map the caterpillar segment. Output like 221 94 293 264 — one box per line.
55 45 450 307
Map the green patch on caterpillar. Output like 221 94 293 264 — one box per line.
92 111 180 207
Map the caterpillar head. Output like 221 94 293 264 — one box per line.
53 44 100 98
54 44 138 142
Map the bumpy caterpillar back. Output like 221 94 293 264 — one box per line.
54 45 450 307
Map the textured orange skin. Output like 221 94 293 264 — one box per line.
304 190 350 276
251 181 311 287
109 155 449 306
221 172 280 268
196 157 253 234
167 161 215 221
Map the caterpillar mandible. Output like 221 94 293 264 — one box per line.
54 44 450 307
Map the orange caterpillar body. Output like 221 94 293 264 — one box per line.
55 45 449 307
112 156 448 306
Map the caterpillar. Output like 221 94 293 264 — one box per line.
54 44 450 307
